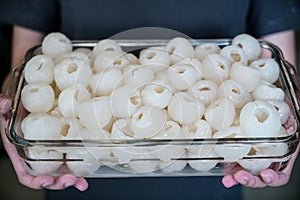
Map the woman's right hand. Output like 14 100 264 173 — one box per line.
0 94 89 191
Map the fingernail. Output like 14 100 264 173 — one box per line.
238 177 248 185
42 182 53 188
64 182 74 188
262 174 272 183
75 184 88 191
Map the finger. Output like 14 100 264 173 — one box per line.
1 99 84 191
233 170 267 188
222 162 242 173
74 177 89 191
0 95 12 114
45 175 89 191
1 102 87 191
260 169 289 187
0 124 55 189
1 127 88 191
45 174 77 190
18 174 55 190
260 148 298 187
222 175 239 188
5 142 55 189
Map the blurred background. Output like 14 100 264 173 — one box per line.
0 25 299 200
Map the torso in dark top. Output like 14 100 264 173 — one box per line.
58 0 249 39
1 0 299 40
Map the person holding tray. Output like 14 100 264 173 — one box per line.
0 0 300 199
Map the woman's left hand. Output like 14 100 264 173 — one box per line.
222 146 299 188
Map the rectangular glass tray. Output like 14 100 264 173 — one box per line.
4 39 300 177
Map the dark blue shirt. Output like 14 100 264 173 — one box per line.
0 0 299 39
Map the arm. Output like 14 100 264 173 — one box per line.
1 25 44 92
11 25 45 68
262 30 296 65
0 25 88 191
2 25 45 92
223 30 299 188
